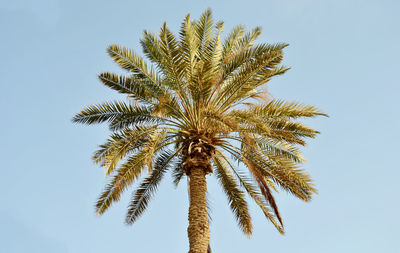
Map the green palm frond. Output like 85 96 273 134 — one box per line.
267 118 320 138
184 21 222 107
232 116 308 146
216 143 286 227
194 21 224 104
126 149 179 224
98 72 164 104
266 158 317 201
222 43 287 82
239 151 283 227
215 149 284 234
223 26 262 62
251 100 329 119
98 72 143 96
213 153 252 235
194 8 214 60
172 154 184 187
244 148 317 201
179 14 199 87
143 130 168 172
72 101 160 130
95 131 166 215
222 25 245 60
92 126 157 175
107 44 160 83
232 109 320 142
255 138 305 164
95 152 148 215
216 49 286 111
159 23 185 83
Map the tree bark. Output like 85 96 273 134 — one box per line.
187 166 209 253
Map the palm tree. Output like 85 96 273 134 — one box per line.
73 9 326 253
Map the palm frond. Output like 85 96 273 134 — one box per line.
93 126 157 175
159 23 185 83
215 149 284 234
223 26 262 62
107 44 160 83
223 43 287 81
266 157 317 201
255 138 305 164
95 152 148 215
172 154 185 187
222 25 246 60
98 72 165 104
216 144 285 227
179 14 199 88
231 110 309 146
200 22 224 100
140 31 167 71
72 101 160 130
252 100 328 119
267 118 321 138
216 50 285 110
95 131 166 215
239 152 283 227
213 153 252 235
244 149 317 201
126 149 179 224
194 8 214 61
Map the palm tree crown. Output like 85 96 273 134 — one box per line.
73 9 326 252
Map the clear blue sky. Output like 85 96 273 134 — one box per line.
1 0 399 252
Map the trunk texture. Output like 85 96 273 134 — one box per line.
187 166 209 253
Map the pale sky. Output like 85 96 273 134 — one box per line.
1 0 399 252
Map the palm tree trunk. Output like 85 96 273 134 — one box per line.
187 165 209 253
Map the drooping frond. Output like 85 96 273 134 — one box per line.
172 154 185 187
213 153 252 235
265 158 317 201
126 149 179 224
238 150 283 227
95 152 148 215
92 126 157 175
95 130 166 215
243 148 317 202
240 176 285 234
215 149 284 234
